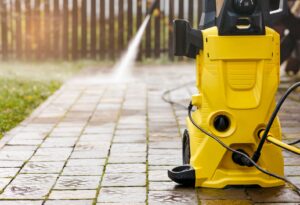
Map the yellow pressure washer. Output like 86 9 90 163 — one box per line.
168 0 300 191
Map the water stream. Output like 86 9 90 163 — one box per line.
112 15 151 82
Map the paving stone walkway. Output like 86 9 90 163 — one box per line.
0 64 299 205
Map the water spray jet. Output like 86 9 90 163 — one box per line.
112 0 159 82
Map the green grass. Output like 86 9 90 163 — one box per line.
0 59 181 139
0 79 60 138
0 60 108 139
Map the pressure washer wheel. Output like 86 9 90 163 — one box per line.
182 129 191 164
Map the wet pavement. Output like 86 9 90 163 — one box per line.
0 64 299 204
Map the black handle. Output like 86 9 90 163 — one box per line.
174 20 203 59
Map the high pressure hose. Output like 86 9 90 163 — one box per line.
187 103 300 195
252 82 300 162
264 135 300 155
162 81 300 195
161 81 194 110
289 139 300 146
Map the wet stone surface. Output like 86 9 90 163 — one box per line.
148 190 198 205
101 173 146 187
98 187 146 203
0 201 43 205
0 178 12 191
0 174 57 199
44 200 93 205
105 164 146 173
21 162 65 174
0 161 25 168
66 158 106 167
108 156 146 164
48 190 97 200
149 169 172 182
200 200 252 205
61 166 103 176
30 148 72 162
246 187 300 203
0 168 20 178
54 176 100 190
0 65 299 204
197 188 249 200
0 150 34 161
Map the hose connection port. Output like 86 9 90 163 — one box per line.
232 149 254 167
213 115 230 132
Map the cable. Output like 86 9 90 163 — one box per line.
253 82 300 162
161 81 194 110
161 81 300 194
162 81 300 154
289 139 300 145
187 103 300 195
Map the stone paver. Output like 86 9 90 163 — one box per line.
54 176 100 190
101 173 146 187
0 201 43 205
61 166 103 176
105 164 146 173
0 174 57 199
200 200 252 205
0 65 299 204
48 190 97 199
98 187 146 203
148 190 198 205
21 161 65 174
246 187 300 203
44 200 93 205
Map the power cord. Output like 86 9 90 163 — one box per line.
289 139 300 145
162 81 300 195
253 82 300 161
162 81 300 154
187 103 300 195
161 81 194 110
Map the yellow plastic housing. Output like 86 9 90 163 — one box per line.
187 27 284 188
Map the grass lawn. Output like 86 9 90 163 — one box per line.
0 79 60 138
0 59 184 139
0 60 106 139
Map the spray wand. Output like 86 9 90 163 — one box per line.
147 0 160 15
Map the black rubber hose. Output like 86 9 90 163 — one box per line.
188 103 300 195
289 139 300 146
252 82 300 162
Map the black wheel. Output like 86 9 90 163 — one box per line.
182 129 191 164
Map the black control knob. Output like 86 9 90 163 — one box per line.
233 0 256 15
213 115 230 132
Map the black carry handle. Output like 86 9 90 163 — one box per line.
173 20 203 59
217 0 288 36
218 0 266 35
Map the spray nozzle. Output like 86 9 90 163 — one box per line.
147 0 159 16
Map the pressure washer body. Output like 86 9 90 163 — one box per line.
168 0 288 188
